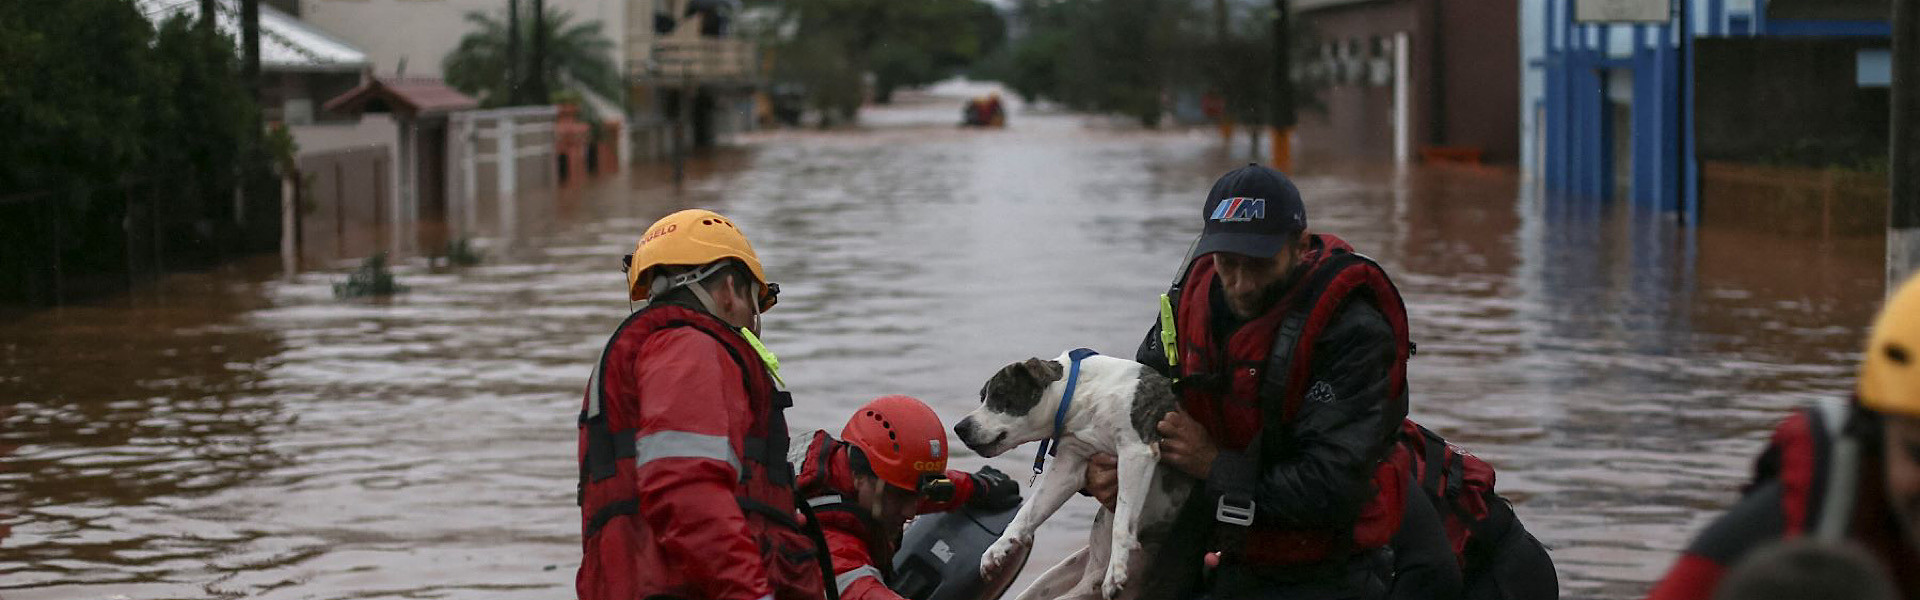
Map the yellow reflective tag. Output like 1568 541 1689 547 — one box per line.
738 327 784 386
1159 293 1180 371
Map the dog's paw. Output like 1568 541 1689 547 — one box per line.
1101 567 1129 599
980 536 1027 578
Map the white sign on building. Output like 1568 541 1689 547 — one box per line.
1575 0 1670 23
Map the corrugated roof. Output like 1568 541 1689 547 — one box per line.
137 0 369 72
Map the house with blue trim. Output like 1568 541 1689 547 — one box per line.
1522 0 1891 223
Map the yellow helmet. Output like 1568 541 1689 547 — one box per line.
624 209 774 308
1858 273 1920 417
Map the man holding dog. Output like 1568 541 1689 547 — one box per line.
576 209 828 600
1086 164 1465 600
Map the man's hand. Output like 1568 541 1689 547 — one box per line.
1083 453 1118 511
1157 411 1218 479
967 466 1022 510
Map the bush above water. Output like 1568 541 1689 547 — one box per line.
334 254 407 299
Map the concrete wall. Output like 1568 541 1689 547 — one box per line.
1295 0 1520 163
1295 0 1421 161
1438 0 1520 163
297 145 393 264
1694 37 1890 167
299 0 627 79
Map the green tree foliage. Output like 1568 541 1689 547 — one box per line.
0 0 271 302
149 13 261 214
989 0 1316 129
751 0 1006 124
995 0 1187 127
443 5 621 108
0 0 155 193
868 0 1005 103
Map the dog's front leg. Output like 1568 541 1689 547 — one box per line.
1101 445 1160 599
981 447 1090 579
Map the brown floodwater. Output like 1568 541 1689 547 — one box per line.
0 84 1889 600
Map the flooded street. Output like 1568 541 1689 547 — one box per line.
0 86 1889 600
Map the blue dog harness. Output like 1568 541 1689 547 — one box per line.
1032 348 1100 478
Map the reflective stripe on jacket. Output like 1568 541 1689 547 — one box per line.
576 303 824 600
791 430 979 600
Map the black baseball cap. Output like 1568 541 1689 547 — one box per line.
1193 163 1307 258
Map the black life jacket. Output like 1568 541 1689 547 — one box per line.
1397 419 1562 600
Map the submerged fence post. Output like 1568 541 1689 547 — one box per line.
282 171 299 277
1893 0 1920 288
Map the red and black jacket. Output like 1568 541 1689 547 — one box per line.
1645 400 1920 600
791 430 979 600
1138 233 1414 566
576 302 825 600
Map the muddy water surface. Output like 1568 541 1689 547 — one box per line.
0 87 1888 599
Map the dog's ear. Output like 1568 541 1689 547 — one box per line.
1021 357 1064 384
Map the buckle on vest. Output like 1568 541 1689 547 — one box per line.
1216 494 1255 527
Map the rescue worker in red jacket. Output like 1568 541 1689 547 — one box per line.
1088 164 1462 599
577 209 827 600
793 395 1022 600
1645 273 1920 600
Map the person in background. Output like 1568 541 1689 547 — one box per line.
1647 272 1920 599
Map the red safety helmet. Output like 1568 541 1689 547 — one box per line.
842 395 951 494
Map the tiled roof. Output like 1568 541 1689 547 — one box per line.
322 77 479 118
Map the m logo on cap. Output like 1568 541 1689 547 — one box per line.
1210 197 1266 223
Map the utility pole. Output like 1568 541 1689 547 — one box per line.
199 0 216 33
1893 0 1920 287
525 0 549 103
507 0 522 104
1270 0 1295 172
674 67 692 189
241 0 260 98
1214 0 1234 145
238 0 262 237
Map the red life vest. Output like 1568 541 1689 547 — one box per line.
792 431 898 587
1170 234 1413 565
577 302 825 600
1396 420 1499 562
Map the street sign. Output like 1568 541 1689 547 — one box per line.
1576 0 1670 22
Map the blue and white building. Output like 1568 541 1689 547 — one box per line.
1521 0 1892 220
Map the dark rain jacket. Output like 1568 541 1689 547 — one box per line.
1134 277 1405 535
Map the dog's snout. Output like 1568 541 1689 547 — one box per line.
954 417 976 440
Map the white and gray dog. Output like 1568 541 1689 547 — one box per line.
953 350 1193 600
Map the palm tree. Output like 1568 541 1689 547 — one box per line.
442 4 621 107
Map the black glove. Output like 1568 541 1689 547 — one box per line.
968 465 1021 510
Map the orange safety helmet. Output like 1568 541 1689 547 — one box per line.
625 209 776 308
842 395 950 492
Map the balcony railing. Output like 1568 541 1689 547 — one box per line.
640 37 759 84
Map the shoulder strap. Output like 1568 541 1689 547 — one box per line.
1812 398 1860 542
1258 251 1367 430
